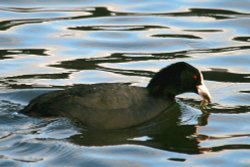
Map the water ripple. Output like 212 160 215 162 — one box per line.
0 0 249 166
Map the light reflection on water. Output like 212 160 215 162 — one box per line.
0 0 250 166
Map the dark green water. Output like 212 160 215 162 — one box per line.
0 0 250 166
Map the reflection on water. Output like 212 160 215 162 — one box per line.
0 0 250 166
69 102 210 154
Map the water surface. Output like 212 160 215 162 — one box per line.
0 0 250 166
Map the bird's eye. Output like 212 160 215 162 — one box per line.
193 75 198 80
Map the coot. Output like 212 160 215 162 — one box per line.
21 62 211 129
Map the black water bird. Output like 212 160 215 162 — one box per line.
21 62 211 129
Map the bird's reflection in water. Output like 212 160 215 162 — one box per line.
69 101 210 155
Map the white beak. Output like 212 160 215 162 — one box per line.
196 84 211 103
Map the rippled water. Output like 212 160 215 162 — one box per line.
0 0 250 166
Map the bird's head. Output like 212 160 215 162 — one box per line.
147 62 211 103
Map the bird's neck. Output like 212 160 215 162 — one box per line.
146 86 175 100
